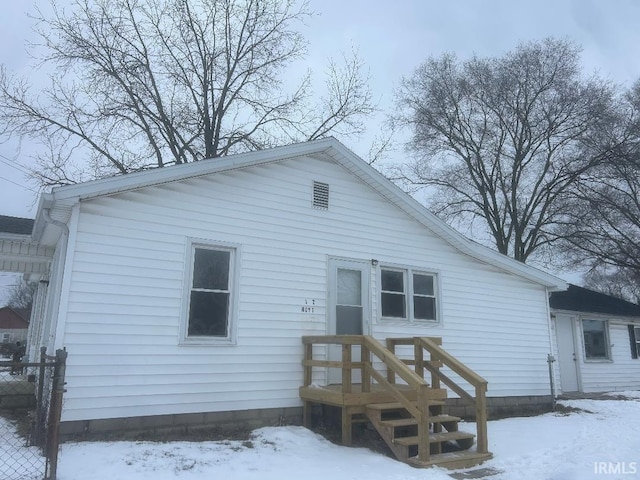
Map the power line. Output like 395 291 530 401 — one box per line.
0 153 32 176
0 174 39 193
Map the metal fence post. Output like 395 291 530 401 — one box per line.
45 348 67 480
34 346 47 448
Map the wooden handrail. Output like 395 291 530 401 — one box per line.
387 337 489 453
362 336 426 391
416 337 487 386
302 335 364 345
300 335 489 459
302 335 433 461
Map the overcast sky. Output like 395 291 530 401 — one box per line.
1 0 640 219
1 0 640 299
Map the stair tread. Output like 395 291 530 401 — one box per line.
407 451 493 469
366 400 445 410
393 431 475 446
381 415 460 427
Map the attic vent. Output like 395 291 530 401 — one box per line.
313 181 329 209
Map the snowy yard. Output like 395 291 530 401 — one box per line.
44 393 640 479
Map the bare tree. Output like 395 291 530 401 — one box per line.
558 80 640 289
394 38 620 263
0 0 374 186
582 266 640 304
6 279 36 312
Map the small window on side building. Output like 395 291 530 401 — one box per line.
582 319 610 360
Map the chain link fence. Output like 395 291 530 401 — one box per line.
0 347 67 480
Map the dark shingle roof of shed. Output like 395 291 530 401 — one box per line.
0 215 34 235
550 284 640 317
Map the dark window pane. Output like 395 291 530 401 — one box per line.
414 296 436 320
382 292 406 318
193 249 230 290
336 306 363 335
413 274 434 296
583 320 607 359
381 270 404 293
188 291 229 337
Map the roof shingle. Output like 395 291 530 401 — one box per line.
550 284 640 317
0 215 34 235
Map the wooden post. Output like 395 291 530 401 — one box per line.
414 340 424 379
303 401 312 428
341 407 352 446
475 383 488 454
386 339 396 384
417 384 431 462
342 344 352 393
303 343 312 387
430 351 441 390
361 343 371 393
341 343 352 446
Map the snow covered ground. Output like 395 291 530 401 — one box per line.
12 394 640 480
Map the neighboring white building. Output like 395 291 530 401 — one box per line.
0 138 566 436
550 284 640 394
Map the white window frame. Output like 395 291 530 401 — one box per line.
634 326 640 359
379 265 440 324
180 238 240 345
581 318 611 361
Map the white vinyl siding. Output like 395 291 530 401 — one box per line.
58 155 554 422
578 321 640 392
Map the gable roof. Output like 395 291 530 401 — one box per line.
550 284 640 317
0 215 34 235
0 307 30 329
33 137 566 290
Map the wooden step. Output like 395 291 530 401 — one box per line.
366 399 445 411
394 431 475 446
407 451 493 469
381 414 460 428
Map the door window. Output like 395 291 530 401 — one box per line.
335 268 363 335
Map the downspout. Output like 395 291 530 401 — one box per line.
41 207 70 352
42 209 70 237
544 286 557 408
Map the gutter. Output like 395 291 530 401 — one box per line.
42 208 69 236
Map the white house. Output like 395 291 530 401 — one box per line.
0 138 567 437
550 284 640 394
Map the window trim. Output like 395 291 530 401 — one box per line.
631 325 640 360
180 238 240 346
581 318 611 361
378 264 441 324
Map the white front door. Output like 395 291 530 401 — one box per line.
327 258 370 384
556 315 580 392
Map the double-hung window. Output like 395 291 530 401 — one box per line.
582 319 610 360
182 241 237 344
380 267 438 322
